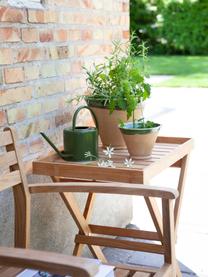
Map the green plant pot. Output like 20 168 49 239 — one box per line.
119 122 160 158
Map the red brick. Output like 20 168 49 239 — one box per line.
24 65 39 81
122 2 129 12
4 67 24 84
54 29 68 42
16 48 44 63
28 10 58 23
123 30 130 39
0 48 13 65
68 30 81 40
40 29 53 42
0 87 32 106
82 30 93 40
71 60 82 73
57 46 70 59
45 10 58 23
79 0 94 9
0 110 7 127
7 107 26 123
29 138 45 154
0 7 26 23
22 28 39 43
27 10 45 23
55 112 72 127
0 28 20 42
76 44 101 56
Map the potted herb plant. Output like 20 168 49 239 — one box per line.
70 37 151 149
119 102 161 158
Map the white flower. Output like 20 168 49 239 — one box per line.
106 160 115 168
97 160 108 167
103 146 114 158
97 159 116 168
124 158 134 168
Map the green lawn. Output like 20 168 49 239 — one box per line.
143 56 208 87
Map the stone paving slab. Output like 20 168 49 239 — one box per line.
103 224 197 276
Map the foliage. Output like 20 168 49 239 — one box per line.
130 0 208 55
130 0 164 54
160 0 208 54
76 37 151 119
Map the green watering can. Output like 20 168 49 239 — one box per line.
40 106 98 162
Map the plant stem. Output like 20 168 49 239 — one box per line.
140 98 145 127
133 110 135 128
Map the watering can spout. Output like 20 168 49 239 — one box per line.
40 132 72 160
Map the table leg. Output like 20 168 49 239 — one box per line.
73 192 96 256
60 192 106 262
50 176 106 262
174 155 189 235
145 197 163 241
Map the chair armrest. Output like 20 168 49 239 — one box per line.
0 247 100 277
29 182 178 199
154 263 173 276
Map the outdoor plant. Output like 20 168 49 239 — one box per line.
71 36 151 119
68 35 153 150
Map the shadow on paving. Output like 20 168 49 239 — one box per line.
103 224 198 277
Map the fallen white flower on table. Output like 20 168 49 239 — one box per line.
103 146 114 159
124 158 135 168
106 159 115 168
97 160 108 167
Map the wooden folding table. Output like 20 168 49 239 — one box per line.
33 136 193 264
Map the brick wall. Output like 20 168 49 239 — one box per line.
0 0 129 167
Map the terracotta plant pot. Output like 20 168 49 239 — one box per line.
89 106 143 149
119 122 160 159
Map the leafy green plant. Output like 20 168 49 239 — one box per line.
119 117 157 129
84 37 151 119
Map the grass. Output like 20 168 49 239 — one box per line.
143 56 208 87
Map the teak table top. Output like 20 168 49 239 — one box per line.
33 136 193 184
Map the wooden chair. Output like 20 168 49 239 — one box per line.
0 127 180 276
0 247 100 277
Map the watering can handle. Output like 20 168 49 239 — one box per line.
72 106 99 131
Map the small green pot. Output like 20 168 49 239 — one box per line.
119 122 161 158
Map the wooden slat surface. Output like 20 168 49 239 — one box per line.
108 263 157 274
0 151 17 169
132 272 153 277
0 266 22 277
75 235 164 254
0 170 22 192
114 268 130 277
89 224 160 241
29 182 178 199
0 131 13 147
33 136 193 184
0 247 100 277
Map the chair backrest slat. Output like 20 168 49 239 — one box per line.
0 151 18 170
0 127 30 248
0 131 13 147
0 170 22 192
